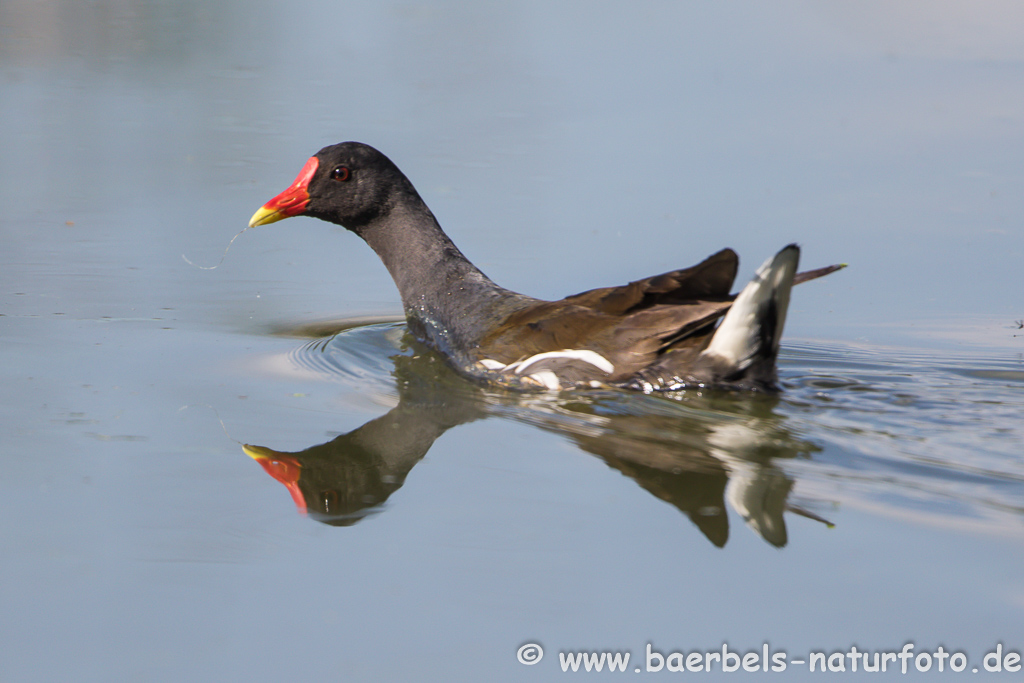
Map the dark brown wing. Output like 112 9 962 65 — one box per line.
559 248 738 315
477 250 740 380
476 248 844 384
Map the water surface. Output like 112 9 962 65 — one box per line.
2 1 1023 681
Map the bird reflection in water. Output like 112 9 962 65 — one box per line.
243 329 832 547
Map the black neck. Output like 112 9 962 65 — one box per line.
358 199 535 360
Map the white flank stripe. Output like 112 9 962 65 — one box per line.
528 370 562 390
510 349 615 375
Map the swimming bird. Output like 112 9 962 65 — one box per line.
249 142 843 392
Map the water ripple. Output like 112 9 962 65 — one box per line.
283 322 1024 536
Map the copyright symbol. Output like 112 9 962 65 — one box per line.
517 642 544 665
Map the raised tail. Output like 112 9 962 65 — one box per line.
696 244 800 388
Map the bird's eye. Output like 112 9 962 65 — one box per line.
331 166 350 181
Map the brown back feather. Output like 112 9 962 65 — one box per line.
477 249 740 379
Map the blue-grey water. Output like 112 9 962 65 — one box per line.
2 2 1023 681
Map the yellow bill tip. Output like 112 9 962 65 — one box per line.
248 205 287 228
242 444 274 460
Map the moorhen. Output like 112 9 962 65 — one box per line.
249 142 843 392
